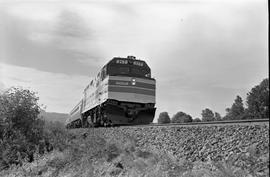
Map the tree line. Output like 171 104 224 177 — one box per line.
158 78 269 124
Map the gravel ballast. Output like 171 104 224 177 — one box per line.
2 123 268 177
82 123 269 172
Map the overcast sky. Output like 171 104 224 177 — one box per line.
0 0 268 121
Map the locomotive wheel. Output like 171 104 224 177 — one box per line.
108 120 113 127
100 120 104 126
101 113 107 127
103 119 109 127
82 117 89 128
75 119 82 128
87 116 94 127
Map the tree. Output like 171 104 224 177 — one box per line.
246 78 269 119
193 118 202 122
214 112 222 121
201 108 215 122
0 87 42 133
223 108 231 120
0 87 45 168
171 111 192 123
224 95 245 120
157 112 170 124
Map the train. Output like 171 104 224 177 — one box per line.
65 56 156 128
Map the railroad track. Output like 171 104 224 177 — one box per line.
120 118 269 128
71 119 269 130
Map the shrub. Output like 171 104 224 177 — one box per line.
214 112 222 121
43 121 70 152
193 118 201 122
0 87 46 169
157 112 170 124
201 108 215 122
224 96 245 120
171 111 192 123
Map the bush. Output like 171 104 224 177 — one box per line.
224 96 245 120
0 87 46 169
201 108 215 122
214 112 222 121
43 121 70 152
193 118 201 122
157 112 170 124
171 112 192 123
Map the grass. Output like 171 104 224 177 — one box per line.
0 127 268 177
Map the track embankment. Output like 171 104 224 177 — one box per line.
80 122 269 172
2 121 268 177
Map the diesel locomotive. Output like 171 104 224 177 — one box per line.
65 56 156 128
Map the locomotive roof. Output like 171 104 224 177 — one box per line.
104 56 150 70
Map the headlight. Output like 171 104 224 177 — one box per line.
131 78 136 85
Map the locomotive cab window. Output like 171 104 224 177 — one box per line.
119 67 130 74
108 66 129 76
130 68 151 78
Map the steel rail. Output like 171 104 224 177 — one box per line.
71 119 269 130
119 118 269 128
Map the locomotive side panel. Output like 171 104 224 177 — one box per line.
66 100 82 128
81 76 109 114
81 83 96 114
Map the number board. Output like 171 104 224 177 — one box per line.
116 59 144 66
116 60 128 64
133 61 144 66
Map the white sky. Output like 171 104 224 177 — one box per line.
0 0 268 121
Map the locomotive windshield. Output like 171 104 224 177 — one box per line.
106 57 151 78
